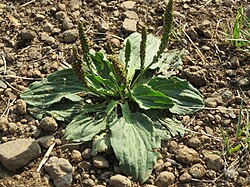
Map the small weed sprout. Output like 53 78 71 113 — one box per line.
226 6 250 51
21 0 204 183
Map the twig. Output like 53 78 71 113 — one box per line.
0 75 42 80
37 142 56 172
59 142 83 149
20 0 36 7
1 55 7 75
3 80 22 93
0 98 17 119
60 61 72 69
183 23 208 65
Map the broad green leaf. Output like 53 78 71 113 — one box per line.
45 102 107 122
20 69 88 118
159 118 185 137
65 114 107 142
131 84 173 110
65 100 118 142
148 76 204 115
91 51 114 79
110 103 161 184
119 33 160 81
119 32 183 82
85 74 118 97
92 133 111 156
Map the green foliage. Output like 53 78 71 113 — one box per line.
20 0 204 184
220 101 250 155
226 6 250 51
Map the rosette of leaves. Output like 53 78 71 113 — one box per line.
21 0 204 184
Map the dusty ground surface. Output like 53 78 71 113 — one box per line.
0 0 250 186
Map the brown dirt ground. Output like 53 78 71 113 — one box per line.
0 0 250 186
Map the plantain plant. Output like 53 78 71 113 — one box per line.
21 0 204 184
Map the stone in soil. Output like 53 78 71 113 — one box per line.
36 135 55 148
123 10 139 20
16 99 27 114
40 116 58 132
122 18 137 33
153 159 165 172
82 178 95 187
44 156 73 187
203 151 224 171
82 148 92 159
93 155 109 168
155 171 175 187
0 139 41 171
71 149 82 163
188 163 206 179
173 145 200 164
180 66 207 87
62 29 78 43
109 174 131 187
20 29 36 41
179 172 192 183
121 1 136 9
187 137 201 148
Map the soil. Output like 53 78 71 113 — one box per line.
0 0 250 187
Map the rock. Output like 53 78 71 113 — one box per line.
55 11 67 20
201 45 210 51
174 145 200 164
204 97 217 108
20 29 36 41
0 117 8 131
78 161 91 170
82 178 95 187
226 69 236 77
122 18 137 33
7 123 17 134
153 159 165 172
109 174 131 187
109 38 121 49
155 171 175 187
195 27 212 38
230 56 240 68
68 0 82 10
41 32 49 41
188 163 206 178
16 99 27 114
186 27 199 41
82 148 92 159
93 155 109 168
62 17 74 30
187 137 201 148
43 22 54 32
71 150 82 162
180 66 207 87
220 89 233 101
28 50 42 60
98 20 110 32
40 117 58 132
121 1 136 9
179 172 192 183
237 77 250 87
35 13 45 21
36 135 55 148
203 151 224 171
123 10 139 20
63 29 78 43
0 139 41 171
44 156 73 187
45 36 56 45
